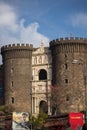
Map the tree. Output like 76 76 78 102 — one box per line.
50 85 66 115
29 113 47 130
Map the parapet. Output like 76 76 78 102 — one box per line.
1 43 33 52
50 37 87 47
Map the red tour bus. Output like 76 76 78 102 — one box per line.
69 112 84 130
42 112 84 130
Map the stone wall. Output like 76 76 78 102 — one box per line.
1 44 33 113
50 37 87 113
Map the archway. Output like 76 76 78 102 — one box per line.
39 69 47 80
39 100 48 114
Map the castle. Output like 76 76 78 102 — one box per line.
0 37 87 116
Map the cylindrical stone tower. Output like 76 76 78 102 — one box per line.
1 44 33 113
50 37 87 113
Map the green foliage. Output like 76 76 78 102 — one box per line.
0 105 5 112
29 113 48 130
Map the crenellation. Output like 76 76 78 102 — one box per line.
1 37 87 115
60 38 63 41
21 44 25 46
65 37 68 40
26 44 29 46
1 42 33 113
56 39 59 42
8 44 11 47
75 37 79 40
5 45 7 48
70 37 74 40
50 37 87 47
17 43 20 46
80 38 84 40
84 38 87 42
1 43 33 52
12 44 15 47
53 40 55 43
30 44 33 47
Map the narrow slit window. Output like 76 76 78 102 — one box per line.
66 95 69 101
12 97 14 104
65 54 67 57
65 64 68 69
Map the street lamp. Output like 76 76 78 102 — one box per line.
72 59 87 123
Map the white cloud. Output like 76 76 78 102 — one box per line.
20 19 49 46
70 13 87 28
0 2 18 32
0 2 49 48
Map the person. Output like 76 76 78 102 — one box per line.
77 125 82 130
66 122 73 130
21 112 31 129
12 112 31 130
22 113 28 123
82 123 87 130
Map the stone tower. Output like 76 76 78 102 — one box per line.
50 37 87 113
1 37 87 115
1 44 33 113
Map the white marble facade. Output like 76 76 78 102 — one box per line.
31 42 52 116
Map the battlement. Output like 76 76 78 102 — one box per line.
1 43 33 52
50 37 87 46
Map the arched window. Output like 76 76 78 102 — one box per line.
39 69 47 80
39 100 48 114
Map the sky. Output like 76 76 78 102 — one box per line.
0 0 87 48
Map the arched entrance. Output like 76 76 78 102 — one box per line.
39 69 47 80
39 100 48 114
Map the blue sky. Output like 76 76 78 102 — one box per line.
0 0 87 48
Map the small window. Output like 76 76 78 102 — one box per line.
12 97 14 104
65 64 68 69
66 95 69 101
65 79 68 83
65 54 67 57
